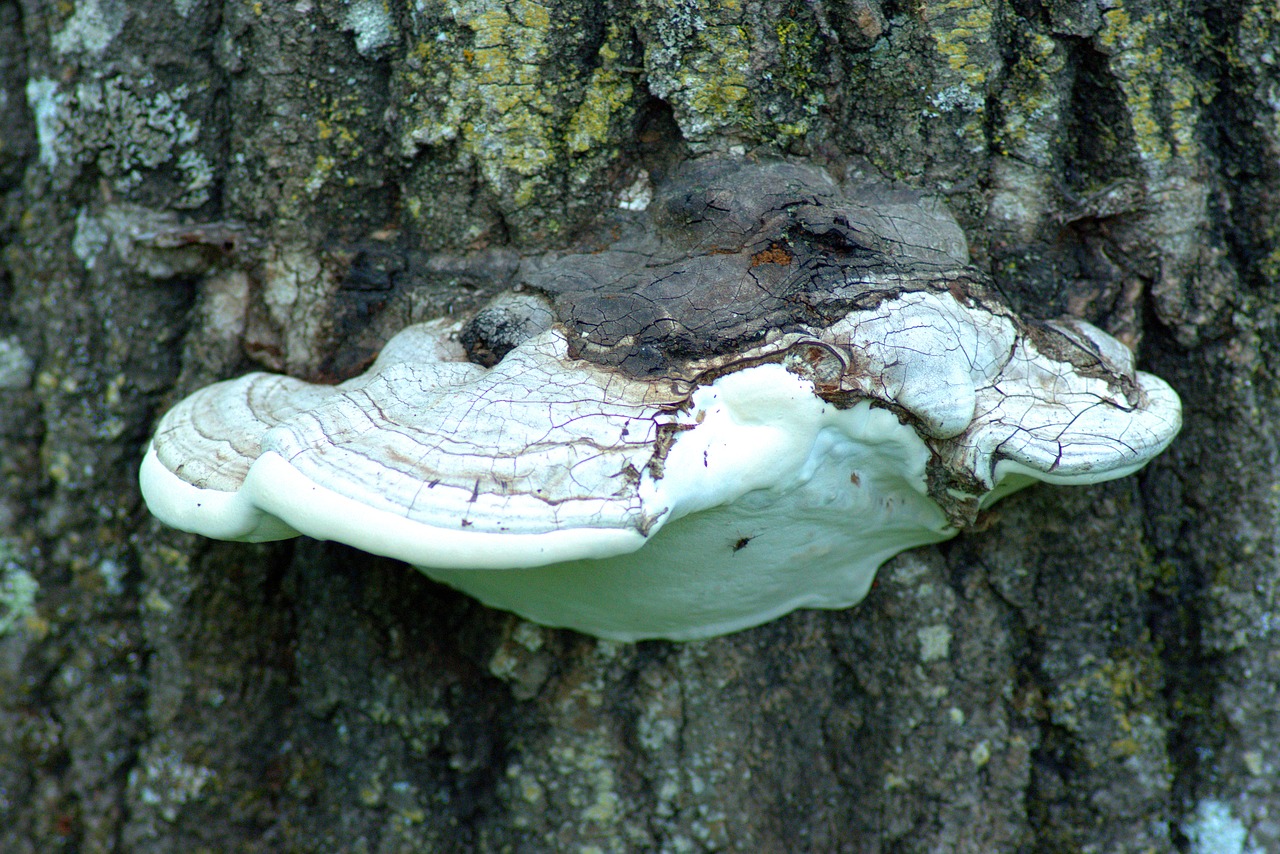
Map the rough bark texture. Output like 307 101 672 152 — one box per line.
1 0 1276 851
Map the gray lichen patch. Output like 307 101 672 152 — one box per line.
0 338 34 390
0 541 38 637
127 748 215 823
50 0 128 57
342 0 398 57
26 74 211 207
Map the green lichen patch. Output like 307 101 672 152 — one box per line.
564 24 638 156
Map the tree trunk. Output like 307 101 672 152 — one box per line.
2 0 1277 850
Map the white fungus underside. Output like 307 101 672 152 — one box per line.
424 395 952 641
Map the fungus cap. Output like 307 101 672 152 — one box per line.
140 159 1182 641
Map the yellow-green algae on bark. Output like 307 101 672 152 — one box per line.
396 0 639 222
992 29 1066 164
636 0 753 141
921 0 997 155
1095 4 1201 169
307 88 371 197
636 0 828 147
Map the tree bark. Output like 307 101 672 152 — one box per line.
2 0 1277 851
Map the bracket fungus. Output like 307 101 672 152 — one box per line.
140 159 1181 641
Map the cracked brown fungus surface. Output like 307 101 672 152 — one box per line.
140 159 1181 640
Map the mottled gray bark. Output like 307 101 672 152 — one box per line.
1 1 1277 852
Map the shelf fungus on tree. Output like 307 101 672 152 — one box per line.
139 159 1182 641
